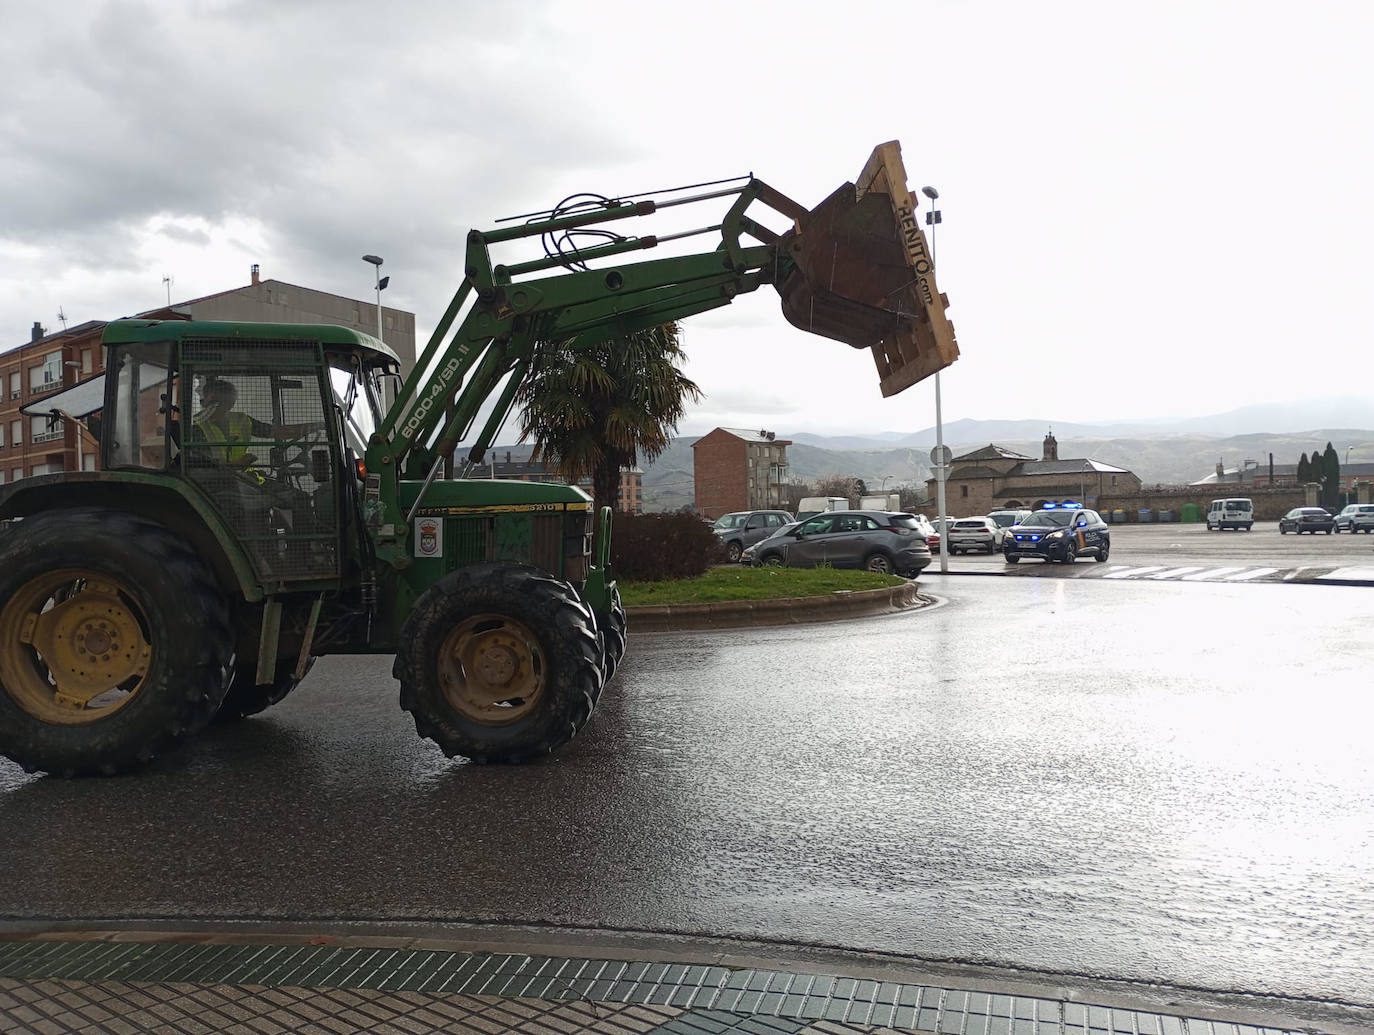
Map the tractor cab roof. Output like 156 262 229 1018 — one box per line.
22 319 402 421
103 318 402 366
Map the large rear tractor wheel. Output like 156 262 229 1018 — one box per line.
394 563 603 764
0 509 233 777
599 585 628 687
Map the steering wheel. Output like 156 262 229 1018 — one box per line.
271 425 329 477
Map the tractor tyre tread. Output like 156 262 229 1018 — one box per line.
0 508 233 777
217 655 316 722
600 586 628 688
394 563 602 764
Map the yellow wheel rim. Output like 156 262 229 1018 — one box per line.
437 613 546 725
0 569 153 725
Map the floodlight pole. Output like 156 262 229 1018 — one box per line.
923 186 948 573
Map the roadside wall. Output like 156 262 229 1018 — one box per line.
1095 486 1303 521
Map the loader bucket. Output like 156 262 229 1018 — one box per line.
776 140 959 397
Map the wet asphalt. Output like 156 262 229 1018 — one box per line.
2 572 1373 1012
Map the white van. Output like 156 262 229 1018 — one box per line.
1207 497 1254 531
795 496 849 521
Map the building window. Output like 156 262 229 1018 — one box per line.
961 485 969 497
32 416 63 443
11 467 23 482
81 348 93 374
1112 475 1117 486
0 422 4 448
7 372 19 400
10 420 21 446
30 352 63 391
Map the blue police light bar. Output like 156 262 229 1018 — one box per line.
1062 502 1083 509
1041 502 1058 509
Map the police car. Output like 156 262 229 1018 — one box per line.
1002 503 1111 564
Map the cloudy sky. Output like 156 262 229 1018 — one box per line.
3 1 1371 438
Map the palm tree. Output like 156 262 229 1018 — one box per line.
515 322 701 521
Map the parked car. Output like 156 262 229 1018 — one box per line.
1003 503 1111 564
1334 503 1374 533
986 508 1032 530
1206 497 1254 531
751 510 932 577
740 521 800 565
928 515 958 552
909 513 940 550
946 516 1003 554
1278 507 1335 534
712 510 795 562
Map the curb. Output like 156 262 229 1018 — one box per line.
0 925 1357 1035
625 581 931 632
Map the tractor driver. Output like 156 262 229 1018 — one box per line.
192 379 323 477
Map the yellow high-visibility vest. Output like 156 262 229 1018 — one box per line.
195 412 256 465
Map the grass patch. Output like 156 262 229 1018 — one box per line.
619 566 907 606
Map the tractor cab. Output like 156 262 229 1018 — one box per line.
97 319 400 584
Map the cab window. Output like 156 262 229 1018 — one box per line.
105 342 176 470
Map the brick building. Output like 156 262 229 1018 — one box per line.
1192 459 1374 492
1 267 416 484
0 321 107 486
926 432 1142 516
692 428 791 519
469 452 643 513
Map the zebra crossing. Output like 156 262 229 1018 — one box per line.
1002 563 1320 584
1095 564 1283 582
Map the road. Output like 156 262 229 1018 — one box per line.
2 564 1372 1025
939 519 1374 582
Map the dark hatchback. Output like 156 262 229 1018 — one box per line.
1278 507 1335 534
752 510 932 577
1003 504 1111 564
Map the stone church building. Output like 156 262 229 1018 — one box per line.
927 432 1141 516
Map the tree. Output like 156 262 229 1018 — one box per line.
516 322 701 523
1296 452 1311 484
1321 441 1341 509
780 482 812 514
814 474 862 502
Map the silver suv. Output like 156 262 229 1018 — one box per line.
712 510 795 563
1335 503 1374 533
750 510 932 577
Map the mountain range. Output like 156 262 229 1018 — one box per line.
491 396 1374 513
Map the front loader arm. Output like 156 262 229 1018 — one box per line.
365 140 958 567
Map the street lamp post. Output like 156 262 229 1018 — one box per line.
361 254 389 342
922 186 949 573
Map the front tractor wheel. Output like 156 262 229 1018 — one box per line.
217 654 316 722
395 563 603 764
0 509 233 777
599 585 628 687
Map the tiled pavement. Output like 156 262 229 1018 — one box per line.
0 937 1328 1035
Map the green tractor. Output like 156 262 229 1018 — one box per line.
0 141 958 776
